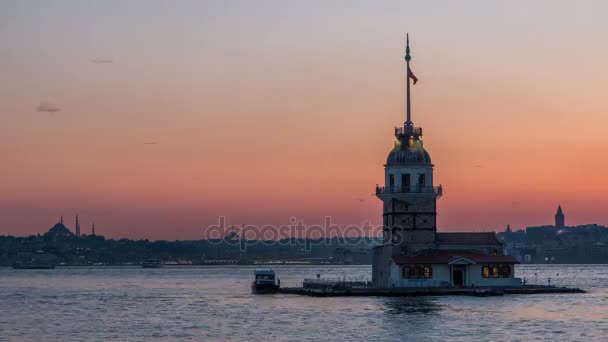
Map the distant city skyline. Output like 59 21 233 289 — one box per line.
1 1 608 239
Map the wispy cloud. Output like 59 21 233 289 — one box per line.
91 59 114 64
36 102 60 113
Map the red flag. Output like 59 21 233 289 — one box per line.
408 68 418 85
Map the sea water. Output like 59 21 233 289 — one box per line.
0 265 607 341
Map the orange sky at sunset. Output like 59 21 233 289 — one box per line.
1 1 608 239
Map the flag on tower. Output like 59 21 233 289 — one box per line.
408 68 418 85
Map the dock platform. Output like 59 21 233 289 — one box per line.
278 285 585 297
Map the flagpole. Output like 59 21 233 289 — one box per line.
405 33 412 129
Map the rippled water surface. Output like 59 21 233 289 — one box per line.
1 265 608 341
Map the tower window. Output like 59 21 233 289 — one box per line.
389 174 395 191
418 174 425 187
401 174 410 192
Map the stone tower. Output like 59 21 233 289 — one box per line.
375 34 442 256
555 205 565 228
75 214 80 237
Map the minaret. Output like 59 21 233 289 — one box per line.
555 205 565 228
375 34 442 258
60 216 63 225
405 33 412 128
75 214 80 237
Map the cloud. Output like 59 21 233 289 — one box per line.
36 102 60 113
91 59 114 64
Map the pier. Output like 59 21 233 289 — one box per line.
278 284 585 297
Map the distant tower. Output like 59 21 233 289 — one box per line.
91 222 95 236
75 214 80 237
60 216 63 225
375 34 442 256
555 205 565 228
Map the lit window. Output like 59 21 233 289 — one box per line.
403 266 434 279
423 266 433 278
492 266 500 278
482 266 490 278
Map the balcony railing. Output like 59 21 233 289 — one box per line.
395 126 422 137
376 185 442 197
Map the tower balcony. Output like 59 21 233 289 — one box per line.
376 185 442 197
395 126 422 137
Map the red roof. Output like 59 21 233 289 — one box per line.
392 249 519 265
435 232 500 246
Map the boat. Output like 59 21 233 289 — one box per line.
141 259 162 268
251 269 280 294
12 261 55 269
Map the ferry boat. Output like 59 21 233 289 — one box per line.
251 269 280 294
141 259 162 268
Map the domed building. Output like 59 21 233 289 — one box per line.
371 36 520 289
43 216 76 242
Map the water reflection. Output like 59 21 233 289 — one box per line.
383 297 442 315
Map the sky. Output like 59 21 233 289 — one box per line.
1 0 607 240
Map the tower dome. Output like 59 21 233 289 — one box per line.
386 137 432 167
385 123 433 167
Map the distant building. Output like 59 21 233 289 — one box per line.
44 219 75 241
555 205 565 228
498 205 608 264
75 214 81 237
371 36 520 288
